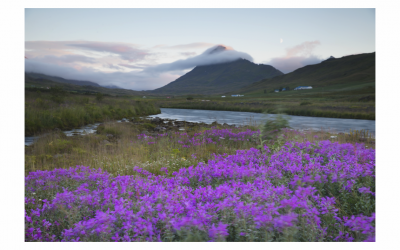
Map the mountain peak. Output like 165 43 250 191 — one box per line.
206 45 232 55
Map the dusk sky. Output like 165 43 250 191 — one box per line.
25 8 375 90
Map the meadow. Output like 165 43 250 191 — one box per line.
25 119 375 242
154 82 375 120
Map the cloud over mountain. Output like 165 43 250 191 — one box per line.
265 41 323 73
25 58 178 90
68 42 151 62
145 45 253 74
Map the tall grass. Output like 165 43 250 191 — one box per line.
25 91 160 136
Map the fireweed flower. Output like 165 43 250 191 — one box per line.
25 139 375 242
358 187 375 196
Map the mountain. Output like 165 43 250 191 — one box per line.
151 58 283 95
235 52 375 94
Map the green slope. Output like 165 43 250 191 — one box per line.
235 52 375 95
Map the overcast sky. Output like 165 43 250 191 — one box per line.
25 8 375 90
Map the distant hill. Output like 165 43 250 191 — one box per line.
235 52 375 94
25 74 143 97
25 72 102 87
103 84 124 89
25 72 125 90
150 58 283 96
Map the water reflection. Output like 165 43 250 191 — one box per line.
25 122 103 146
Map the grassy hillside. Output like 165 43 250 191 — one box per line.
236 52 375 95
150 59 283 95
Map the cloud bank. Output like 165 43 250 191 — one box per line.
265 41 323 74
25 42 252 90
155 42 215 50
25 59 178 90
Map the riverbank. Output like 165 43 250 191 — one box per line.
158 100 375 120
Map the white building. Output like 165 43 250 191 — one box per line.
294 86 312 90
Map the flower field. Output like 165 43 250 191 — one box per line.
25 128 375 242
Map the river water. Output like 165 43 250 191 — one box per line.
149 108 376 135
25 108 375 146
25 118 129 146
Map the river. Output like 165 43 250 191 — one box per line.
149 108 375 134
25 108 375 146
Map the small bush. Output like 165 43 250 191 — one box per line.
300 101 313 106
261 113 291 138
95 93 104 102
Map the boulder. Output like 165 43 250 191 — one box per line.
151 117 162 123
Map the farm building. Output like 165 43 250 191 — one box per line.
275 89 279 92
221 96 226 98
294 86 312 90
